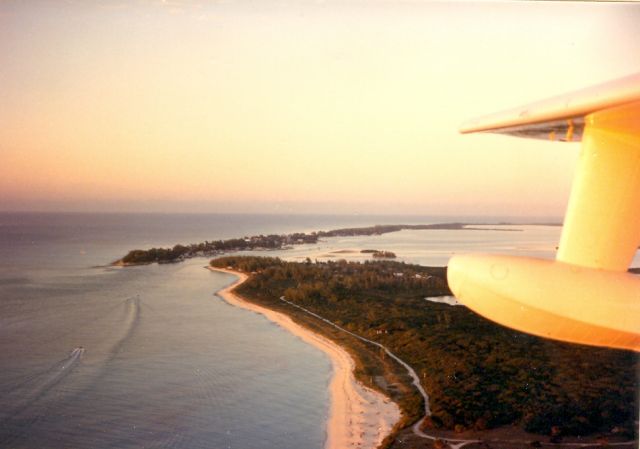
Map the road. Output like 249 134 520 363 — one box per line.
279 296 481 448
279 294 638 449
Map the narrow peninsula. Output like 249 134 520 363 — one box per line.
113 223 530 266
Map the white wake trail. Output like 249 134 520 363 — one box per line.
1 346 85 421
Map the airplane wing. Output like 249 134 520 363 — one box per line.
448 73 640 351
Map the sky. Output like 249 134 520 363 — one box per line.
1 1 639 218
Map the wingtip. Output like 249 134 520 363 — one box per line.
458 120 479 135
458 72 640 138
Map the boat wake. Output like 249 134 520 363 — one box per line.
108 296 140 359
0 346 85 439
0 296 144 446
62 296 141 397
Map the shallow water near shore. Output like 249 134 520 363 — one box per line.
0 258 331 449
1 212 365 448
1 212 637 448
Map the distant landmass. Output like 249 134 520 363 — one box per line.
372 251 396 259
366 250 397 259
114 222 537 266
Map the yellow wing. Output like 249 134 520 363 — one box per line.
449 73 640 351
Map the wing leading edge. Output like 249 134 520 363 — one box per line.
460 73 640 142
448 74 640 351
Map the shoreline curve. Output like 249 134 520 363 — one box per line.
210 266 401 449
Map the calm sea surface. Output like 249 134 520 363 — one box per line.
1 212 637 448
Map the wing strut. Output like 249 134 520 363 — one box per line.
448 74 640 351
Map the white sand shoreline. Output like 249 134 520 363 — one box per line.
209 266 401 449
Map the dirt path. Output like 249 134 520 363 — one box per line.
278 296 482 448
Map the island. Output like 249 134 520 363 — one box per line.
371 250 397 259
361 249 397 258
210 256 638 448
115 232 319 265
113 222 531 265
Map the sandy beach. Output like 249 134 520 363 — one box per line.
210 267 401 449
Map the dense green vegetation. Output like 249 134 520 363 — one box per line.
211 256 638 439
118 233 318 264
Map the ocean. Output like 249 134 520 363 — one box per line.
0 212 636 448
0 213 359 449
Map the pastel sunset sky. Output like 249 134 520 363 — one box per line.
2 1 639 217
